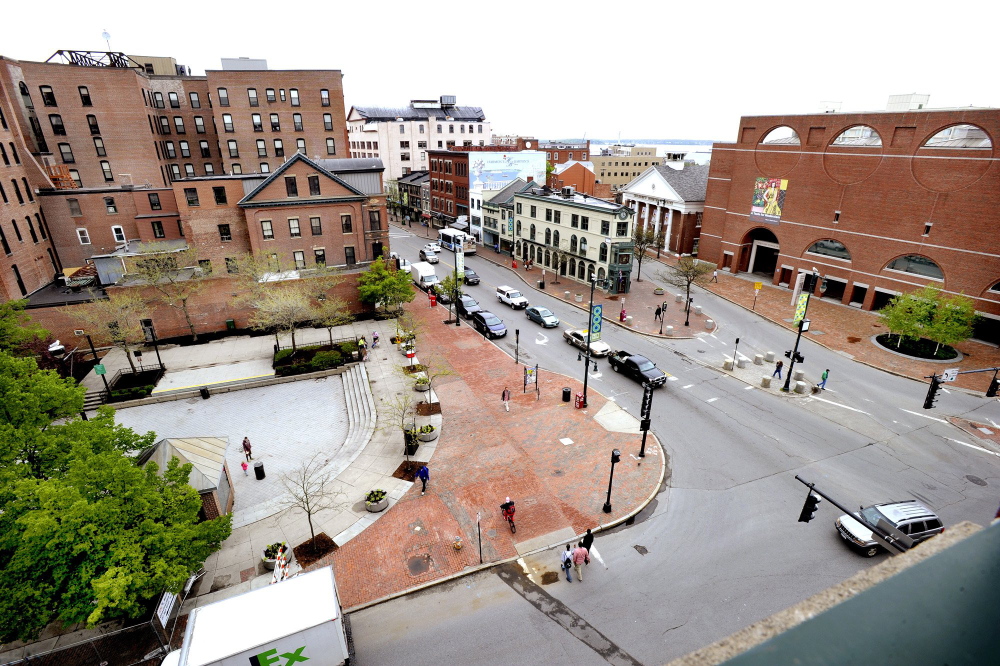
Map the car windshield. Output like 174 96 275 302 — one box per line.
860 506 888 526
637 360 655 371
483 314 501 326
462 297 476 306
465 269 477 275
425 275 439 284
536 308 552 317
509 291 522 298
424 251 435 256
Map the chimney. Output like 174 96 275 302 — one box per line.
527 176 533 182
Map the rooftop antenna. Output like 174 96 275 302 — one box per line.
101 29 111 51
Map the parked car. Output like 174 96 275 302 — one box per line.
525 306 560 328
456 294 482 318
608 350 667 387
389 251 410 270
835 500 944 557
562 329 611 357
431 283 453 304
423 242 442 253
419 249 439 264
470 311 507 338
463 267 481 285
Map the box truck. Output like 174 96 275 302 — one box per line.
162 566 351 666
410 261 439 291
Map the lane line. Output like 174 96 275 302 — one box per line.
744 385 754 390
707 397 719 403
945 437 1000 458
810 395 872 415
899 408 948 423
682 384 694 389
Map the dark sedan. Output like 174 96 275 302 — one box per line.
525 305 559 328
463 268 481 285
456 294 482 318
470 311 507 338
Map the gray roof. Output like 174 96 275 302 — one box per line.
352 105 486 122
398 170 430 185
485 178 529 206
313 157 384 172
652 164 710 202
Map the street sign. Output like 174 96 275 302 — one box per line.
590 304 603 342
941 368 959 382
94 364 106 375
793 293 808 324
754 282 762 291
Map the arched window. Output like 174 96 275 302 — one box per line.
831 125 882 146
988 281 1000 294
922 124 992 149
529 246 535 261
579 237 588 253
553 230 560 247
884 255 943 280
597 267 606 280
529 224 535 241
544 250 551 267
599 243 608 262
516 221 521 236
806 239 851 261
545 228 551 245
570 234 578 252
588 264 595 280
578 262 586 279
569 258 577 275
761 126 800 145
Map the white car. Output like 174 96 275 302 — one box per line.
419 249 439 264
423 242 442 253
562 329 612 357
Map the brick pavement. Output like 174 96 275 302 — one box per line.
321 297 664 609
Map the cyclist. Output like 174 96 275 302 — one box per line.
500 497 516 529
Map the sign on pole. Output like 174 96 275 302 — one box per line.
793 293 809 324
754 282 762 291
455 238 465 274
791 271 806 306
590 304 604 342
94 364 106 375
941 368 959 382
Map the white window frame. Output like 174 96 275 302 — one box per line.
111 225 126 243
77 228 91 244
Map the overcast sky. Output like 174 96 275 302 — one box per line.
5 1 997 142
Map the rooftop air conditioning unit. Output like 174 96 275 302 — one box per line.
561 186 575 198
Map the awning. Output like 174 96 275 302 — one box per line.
449 220 469 231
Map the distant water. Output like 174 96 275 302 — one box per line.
589 140 714 164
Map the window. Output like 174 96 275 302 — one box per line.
85 114 100 135
273 139 284 157
184 163 195 177
616 221 628 237
198 259 212 274
68 198 82 216
225 257 238 273
217 88 229 106
261 220 274 240
199 140 211 158
228 140 239 157
171 116 184 133
77 228 91 244
323 113 333 131
247 88 258 107
11 218 22 240
419 124 425 134
266 88 276 102
288 218 301 237
184 188 200 206
341 214 352 232
280 89 286 102
93 137 106 156
68 169 82 187
345 246 356 265
58 143 75 163
166 91 179 108
321 89 330 106
152 91 164 108
290 88 299 106
293 113 303 131
101 161 113 181
289 250 305 269
252 114 263 131
599 243 608 261
11 180 24 204
179 140 190 157
308 175 320 196
204 163 214 175
188 91 200 108
296 138 306 154
195 116 206 133
218 224 232 241
601 220 610 235
151 220 165 238
78 86 92 106
213 186 227 205
164 141 176 158
49 114 66 135
310 216 322 235
260 162 270 173
807 239 851 260
529 224 536 240
545 208 552 222
257 139 267 157
231 163 242 174
369 210 381 230
530 205 536 218
222 114 234 132
885 255 943 280
0 224 8 254
545 228 552 245
159 116 171 134
314 248 326 266
285 176 298 197
269 113 280 131
169 164 181 180
460 124 465 134
554 210 561 224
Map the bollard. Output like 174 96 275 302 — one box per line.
625 315 633 327
794 381 809 394
565 291 571 300
675 294 684 303
761 376 772 388
693 305 703 315
737 357 750 369
754 354 764 365
792 369 804 382
575 294 583 302
665 326 674 336
723 357 735 371
765 351 775 363
705 319 715 330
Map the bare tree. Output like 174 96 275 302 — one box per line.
656 257 714 310
554 254 569 284
655 227 668 259
631 225 658 281
72 290 150 373
279 453 348 549
314 295 353 345
247 281 315 352
124 245 206 341
378 391 417 462
406 354 453 405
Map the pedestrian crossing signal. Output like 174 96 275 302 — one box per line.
798 493 821 523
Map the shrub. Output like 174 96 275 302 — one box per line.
311 350 343 370
274 349 295 364
263 542 286 559
341 341 359 354
365 489 387 505
109 385 155 402
419 424 435 434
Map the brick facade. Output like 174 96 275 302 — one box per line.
428 150 469 223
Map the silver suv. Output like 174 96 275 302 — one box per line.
835 500 944 557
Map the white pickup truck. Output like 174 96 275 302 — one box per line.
496 285 528 309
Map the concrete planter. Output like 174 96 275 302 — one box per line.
654 288 665 295
366 498 389 513
575 294 583 302
418 429 438 442
261 544 289 570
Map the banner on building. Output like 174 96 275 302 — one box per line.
749 177 788 225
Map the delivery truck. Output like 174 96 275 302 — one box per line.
410 261 439 291
161 566 351 666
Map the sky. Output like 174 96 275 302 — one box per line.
5 1 998 143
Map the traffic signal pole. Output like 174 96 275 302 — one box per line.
782 273 816 392
794 476 907 554
923 365 1000 409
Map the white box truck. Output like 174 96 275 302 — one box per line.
162 566 351 666
410 261 439 291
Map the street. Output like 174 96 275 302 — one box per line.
350 227 1000 665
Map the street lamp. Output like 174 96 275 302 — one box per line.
582 276 606 408
684 297 693 327
78 330 110 395
782 270 821 393
602 448 621 513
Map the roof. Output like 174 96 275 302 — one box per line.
239 153 366 206
312 157 385 172
652 163 710 202
516 186 625 211
553 160 594 175
876 501 937 523
351 105 486 122
138 437 229 493
398 170 430 185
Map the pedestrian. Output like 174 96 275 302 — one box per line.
372 330 380 348
654 306 662 322
712 270 718 282
773 360 783 379
417 465 430 495
561 544 574 582
572 542 588 582
581 528 594 560
501 386 511 412
819 368 829 390
241 460 249 476
242 437 253 461
358 336 367 361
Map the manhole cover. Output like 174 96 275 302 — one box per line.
847 336 861 344
407 554 432 575
633 545 648 555
540 571 560 585
966 475 987 487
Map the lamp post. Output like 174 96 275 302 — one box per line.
684 297 693 327
782 271 820 393
582 276 605 408
602 448 621 513
80 331 110 394
515 328 520 365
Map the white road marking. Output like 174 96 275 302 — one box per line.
560 438 574 446
667 376 679 381
942 388 952 394
989 419 1000 429
810 395 872 415
744 385 754 390
535 332 549 345
707 397 719 403
945 437 1000 458
682 384 694 389
899 408 947 423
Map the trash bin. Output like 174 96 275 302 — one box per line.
199 387 210 400
562 387 572 402
254 461 265 480
429 294 437 307
538 280 545 290
575 393 585 409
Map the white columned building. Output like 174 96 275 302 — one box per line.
619 164 709 257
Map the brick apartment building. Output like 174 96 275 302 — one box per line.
427 149 470 226
700 109 1000 340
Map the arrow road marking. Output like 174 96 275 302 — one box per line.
945 437 1000 458
535 332 549 345
810 395 872 415
899 408 947 424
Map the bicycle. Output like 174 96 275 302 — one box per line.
500 498 516 534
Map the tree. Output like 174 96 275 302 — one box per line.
926 290 978 353
279 453 347 551
654 227 668 259
72 290 150 373
631 225 658 281
248 281 315 352
880 287 935 348
554 253 569 284
407 354 453 405
314 294 353 345
656 257 714 308
0 299 48 353
356 256 414 315
125 246 207 341
378 391 417 462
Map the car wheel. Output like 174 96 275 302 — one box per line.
864 545 879 557
612 364 619 372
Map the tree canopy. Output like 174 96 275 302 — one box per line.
356 256 414 314
881 284 978 351
0 299 48 354
656 257 714 301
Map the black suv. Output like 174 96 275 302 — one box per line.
463 268 481 285
470 311 507 338
456 294 482 318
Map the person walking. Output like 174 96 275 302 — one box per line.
501 386 511 412
241 460 249 476
561 544 574 582
581 528 594 561
358 336 368 361
654 306 662 322
572 543 589 582
773 360 783 379
242 437 253 461
372 330 380 348
417 465 430 495
819 368 829 390
711 270 719 283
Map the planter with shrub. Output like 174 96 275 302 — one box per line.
416 424 438 442
262 541 290 570
365 488 389 513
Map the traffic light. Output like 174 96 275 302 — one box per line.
798 492 821 523
987 377 1000 398
794 352 804 364
784 350 791 359
923 376 941 409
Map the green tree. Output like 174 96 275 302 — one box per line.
926 289 978 353
656 257 714 308
357 256 415 315
124 246 207 341
0 299 48 354
880 286 937 348
631 225 658 281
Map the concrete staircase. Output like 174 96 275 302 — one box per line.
338 363 377 472
82 389 105 412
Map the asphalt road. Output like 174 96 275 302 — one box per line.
350 227 1000 665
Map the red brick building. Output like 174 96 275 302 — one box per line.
547 160 612 199
701 109 1000 340
428 149 469 225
